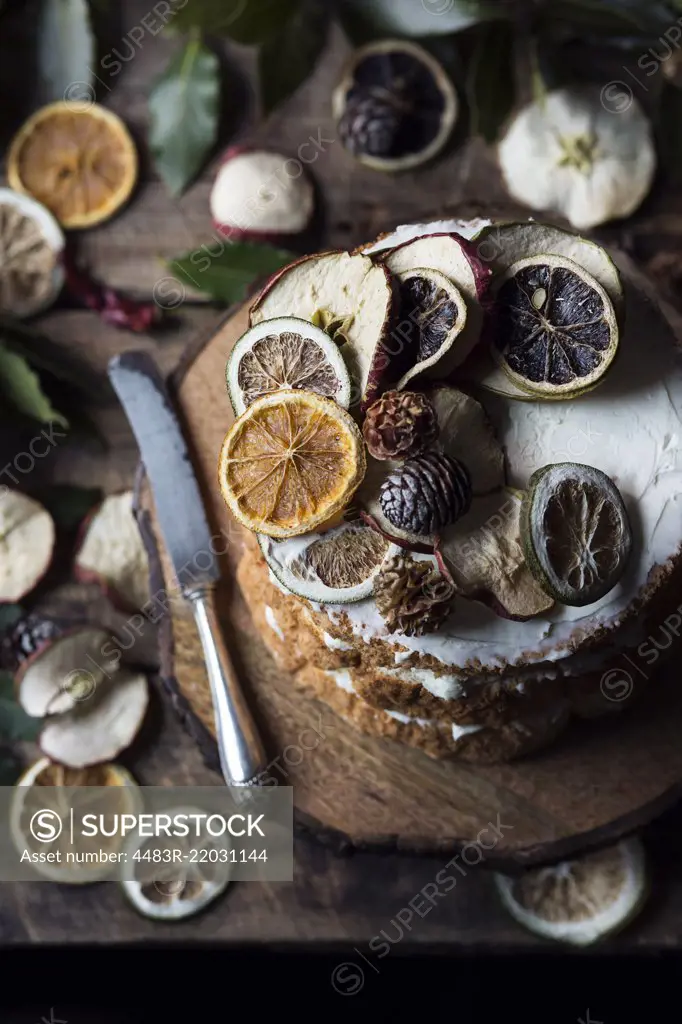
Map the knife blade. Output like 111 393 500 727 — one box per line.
108 350 267 786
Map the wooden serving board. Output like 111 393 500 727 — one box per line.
137 301 682 868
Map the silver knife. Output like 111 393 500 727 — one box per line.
109 351 267 787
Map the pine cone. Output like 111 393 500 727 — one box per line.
337 93 402 158
380 451 472 535
363 391 439 461
374 552 455 636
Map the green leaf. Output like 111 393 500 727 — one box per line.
466 23 516 142
0 345 68 427
0 605 23 633
168 243 296 305
339 0 499 39
38 484 102 531
258 0 328 114
0 752 21 786
0 672 41 742
149 37 220 196
37 0 95 105
0 318 111 404
172 0 301 44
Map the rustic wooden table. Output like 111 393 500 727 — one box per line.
3 0 682 954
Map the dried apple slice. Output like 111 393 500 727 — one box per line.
439 490 554 621
39 668 149 768
15 627 116 717
0 490 55 603
250 251 396 409
74 491 150 612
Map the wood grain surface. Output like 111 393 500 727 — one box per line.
5 0 682 947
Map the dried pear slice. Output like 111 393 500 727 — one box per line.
492 254 619 399
384 268 467 389
495 838 648 946
439 490 554 621
521 463 632 607
226 316 352 415
259 522 398 604
472 220 624 325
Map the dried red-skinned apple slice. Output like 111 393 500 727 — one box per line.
358 386 505 549
0 490 55 603
439 490 554 621
210 146 315 244
250 251 397 409
15 627 115 717
40 669 149 769
74 492 150 611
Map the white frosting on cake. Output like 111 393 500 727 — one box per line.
322 631 353 652
264 605 284 641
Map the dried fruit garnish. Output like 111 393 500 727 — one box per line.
259 521 396 604
219 390 366 538
7 101 138 229
495 838 648 946
226 316 352 416
0 189 65 317
64 254 161 333
74 491 150 611
374 550 455 636
0 490 55 603
363 390 439 461
380 451 471 537
492 254 619 398
333 40 458 172
521 463 632 607
498 86 655 230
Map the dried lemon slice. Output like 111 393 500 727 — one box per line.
258 521 398 603
226 316 352 416
219 390 366 538
119 805 232 921
7 101 138 229
495 838 648 945
10 757 141 884
491 254 619 398
521 463 632 607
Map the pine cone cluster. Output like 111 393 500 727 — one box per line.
380 451 472 536
363 390 439 461
374 552 456 637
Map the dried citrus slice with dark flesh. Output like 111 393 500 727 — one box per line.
219 391 366 538
389 268 467 389
495 838 648 946
521 463 632 606
7 101 137 229
226 316 352 416
258 522 398 603
492 254 618 398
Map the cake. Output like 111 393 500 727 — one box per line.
221 217 682 764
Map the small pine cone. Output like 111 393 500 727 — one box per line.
363 391 439 461
380 451 472 536
374 552 455 637
338 93 401 158
0 614 63 672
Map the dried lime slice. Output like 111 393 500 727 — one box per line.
226 316 352 415
259 521 398 604
521 463 632 607
491 254 619 398
391 268 468 389
119 806 232 921
495 838 648 946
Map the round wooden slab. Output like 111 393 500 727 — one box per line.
137 293 682 869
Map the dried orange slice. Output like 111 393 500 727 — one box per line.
219 390 366 538
7 101 138 229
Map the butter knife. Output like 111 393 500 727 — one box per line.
109 351 267 787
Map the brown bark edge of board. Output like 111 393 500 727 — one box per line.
132 217 682 870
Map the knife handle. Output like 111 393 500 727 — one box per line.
185 582 267 786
